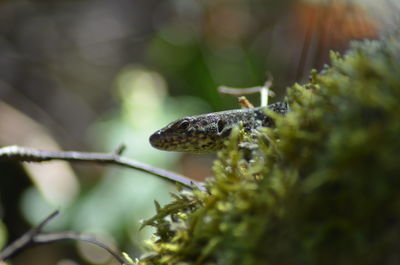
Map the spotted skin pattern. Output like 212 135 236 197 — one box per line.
149 101 289 153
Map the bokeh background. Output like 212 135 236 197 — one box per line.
0 0 397 264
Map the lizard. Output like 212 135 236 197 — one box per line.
149 101 289 153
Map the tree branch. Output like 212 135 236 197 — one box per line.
0 210 135 265
0 210 59 260
0 145 205 190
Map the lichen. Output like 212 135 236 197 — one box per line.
139 31 400 265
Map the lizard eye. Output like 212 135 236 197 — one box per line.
178 120 190 130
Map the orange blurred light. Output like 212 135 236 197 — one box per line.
293 0 379 50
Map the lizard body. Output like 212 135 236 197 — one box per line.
149 101 289 153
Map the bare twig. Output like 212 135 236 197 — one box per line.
0 145 205 191
261 76 273 107
113 144 127 156
218 75 275 107
0 210 59 260
218 85 273 95
34 232 132 264
0 210 134 264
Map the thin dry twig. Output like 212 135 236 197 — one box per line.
218 85 274 95
0 210 134 264
0 145 205 191
218 75 275 107
0 211 59 261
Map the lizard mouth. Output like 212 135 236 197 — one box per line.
149 130 185 150
149 130 165 149
149 130 222 153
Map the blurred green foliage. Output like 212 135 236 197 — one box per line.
0 220 7 250
147 0 298 110
148 35 268 109
138 31 400 265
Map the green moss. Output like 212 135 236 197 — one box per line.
139 32 400 265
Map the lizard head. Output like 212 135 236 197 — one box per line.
149 114 231 153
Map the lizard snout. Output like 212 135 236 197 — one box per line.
149 131 162 148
